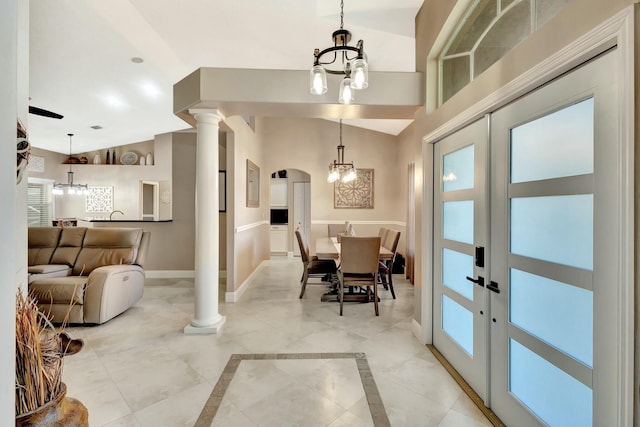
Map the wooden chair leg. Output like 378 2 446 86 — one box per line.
339 280 344 316
388 269 396 299
373 276 379 316
299 270 309 299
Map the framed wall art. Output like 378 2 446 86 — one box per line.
334 168 374 209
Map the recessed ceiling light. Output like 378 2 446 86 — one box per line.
90 125 103 130
131 57 144 64
140 82 160 98
104 94 126 110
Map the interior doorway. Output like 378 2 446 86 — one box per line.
268 169 311 256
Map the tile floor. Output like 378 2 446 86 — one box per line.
62 256 492 427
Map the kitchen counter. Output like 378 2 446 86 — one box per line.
78 218 172 223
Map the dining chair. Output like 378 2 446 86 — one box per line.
379 229 401 299
327 224 345 238
295 228 337 299
338 236 382 316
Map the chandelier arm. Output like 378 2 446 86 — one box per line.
313 42 364 69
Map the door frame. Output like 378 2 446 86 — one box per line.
420 7 635 425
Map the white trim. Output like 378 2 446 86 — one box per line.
146 270 225 279
411 318 426 345
312 220 406 227
423 8 631 146
27 177 54 185
613 7 635 427
145 270 195 279
225 260 266 302
235 220 268 234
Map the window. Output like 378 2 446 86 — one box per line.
439 0 570 103
28 181 53 227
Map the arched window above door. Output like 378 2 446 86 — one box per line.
439 0 571 104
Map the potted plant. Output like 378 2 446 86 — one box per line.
15 291 88 426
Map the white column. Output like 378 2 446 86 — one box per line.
184 108 226 334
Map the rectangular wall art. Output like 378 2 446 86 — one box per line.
334 168 374 209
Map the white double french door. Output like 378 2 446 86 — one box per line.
433 49 622 426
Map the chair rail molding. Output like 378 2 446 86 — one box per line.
235 220 269 234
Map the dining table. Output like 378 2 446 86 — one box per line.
315 237 393 303
315 237 393 260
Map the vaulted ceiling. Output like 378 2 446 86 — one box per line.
29 0 423 154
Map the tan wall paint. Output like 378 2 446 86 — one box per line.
396 120 424 325
35 136 173 221
225 115 269 292
258 116 407 254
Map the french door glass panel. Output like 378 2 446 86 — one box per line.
510 268 593 366
443 200 474 244
510 339 593 427
443 144 474 191
510 195 593 270
442 295 474 355
442 248 474 300
510 98 594 183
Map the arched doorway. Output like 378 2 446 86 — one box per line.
268 168 311 256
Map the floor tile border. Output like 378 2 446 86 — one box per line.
194 352 391 427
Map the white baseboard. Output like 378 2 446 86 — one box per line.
412 318 426 345
145 270 227 279
146 270 195 279
225 261 266 302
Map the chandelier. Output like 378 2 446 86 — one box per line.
52 133 89 195
327 120 357 183
310 0 368 104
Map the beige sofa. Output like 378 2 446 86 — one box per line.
27 227 150 325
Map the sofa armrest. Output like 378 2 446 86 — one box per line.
83 264 145 324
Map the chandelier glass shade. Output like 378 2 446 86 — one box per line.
310 0 368 104
52 134 89 195
327 120 357 184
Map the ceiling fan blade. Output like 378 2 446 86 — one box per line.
29 105 63 119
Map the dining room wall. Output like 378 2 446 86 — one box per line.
225 115 270 295
259 116 407 255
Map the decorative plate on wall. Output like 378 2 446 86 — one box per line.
120 151 138 165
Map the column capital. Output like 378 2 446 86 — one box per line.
188 108 225 125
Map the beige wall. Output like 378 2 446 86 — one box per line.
396 121 424 325
259 116 407 254
225 115 270 293
31 136 173 221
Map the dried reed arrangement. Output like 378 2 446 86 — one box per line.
15 291 63 415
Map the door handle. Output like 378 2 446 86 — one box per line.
465 276 484 287
487 280 501 294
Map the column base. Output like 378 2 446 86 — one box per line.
183 316 226 335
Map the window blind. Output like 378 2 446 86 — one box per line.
27 183 53 227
